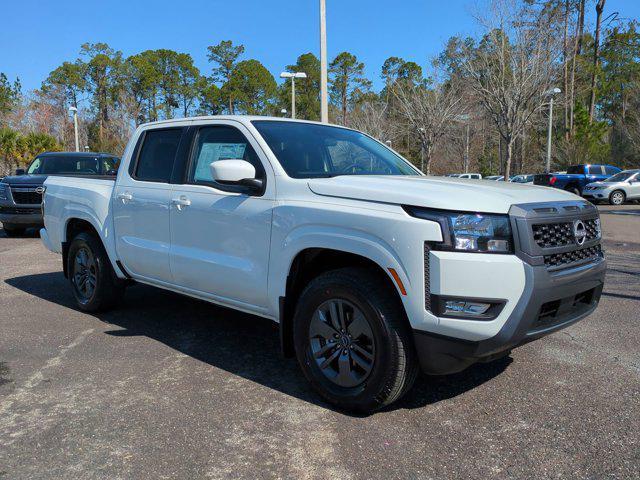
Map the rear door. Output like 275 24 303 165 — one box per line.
168 121 275 311
112 126 187 283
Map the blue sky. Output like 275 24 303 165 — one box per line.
2 0 639 94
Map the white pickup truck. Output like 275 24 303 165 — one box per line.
41 116 606 412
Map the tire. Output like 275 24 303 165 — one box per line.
609 190 625 206
566 185 581 196
293 267 418 413
2 224 26 237
67 231 124 312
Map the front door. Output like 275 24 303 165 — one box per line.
169 122 275 311
113 127 185 283
628 173 640 200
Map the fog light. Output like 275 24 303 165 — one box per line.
431 295 505 320
444 300 491 316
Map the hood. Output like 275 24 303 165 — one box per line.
307 175 578 214
1 174 48 185
587 180 620 187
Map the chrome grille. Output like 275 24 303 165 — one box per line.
10 187 42 205
544 244 602 268
532 218 600 248
584 218 600 240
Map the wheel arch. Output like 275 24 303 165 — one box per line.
279 247 409 357
62 217 124 279
609 189 626 204
564 181 581 194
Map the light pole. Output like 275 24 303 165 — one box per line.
453 114 471 173
319 0 328 123
418 127 425 172
545 87 562 173
280 72 307 119
69 106 79 152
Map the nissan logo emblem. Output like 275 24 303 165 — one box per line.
35 187 45 194
573 219 587 246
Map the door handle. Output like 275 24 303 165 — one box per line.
172 196 191 210
117 192 133 202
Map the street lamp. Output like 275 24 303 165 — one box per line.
319 0 328 123
418 127 426 172
545 87 562 173
280 72 307 119
69 106 79 152
453 114 471 173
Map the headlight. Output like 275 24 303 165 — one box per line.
0 183 7 200
405 207 513 253
445 212 512 252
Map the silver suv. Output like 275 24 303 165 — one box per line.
583 169 640 205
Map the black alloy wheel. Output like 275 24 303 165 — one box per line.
72 246 98 303
308 298 375 388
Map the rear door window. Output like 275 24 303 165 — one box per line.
133 129 183 183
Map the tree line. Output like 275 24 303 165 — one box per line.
1 0 639 177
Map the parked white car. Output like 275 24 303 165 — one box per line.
510 174 534 184
583 169 640 205
40 116 606 412
448 173 482 179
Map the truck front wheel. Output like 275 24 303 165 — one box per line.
292 268 418 413
67 231 124 312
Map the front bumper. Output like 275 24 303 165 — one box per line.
0 206 43 227
582 190 609 201
413 257 606 374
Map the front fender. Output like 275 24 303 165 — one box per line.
268 223 414 317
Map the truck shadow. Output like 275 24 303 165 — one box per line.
5 271 511 416
0 226 41 238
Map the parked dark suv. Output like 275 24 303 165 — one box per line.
0 152 119 236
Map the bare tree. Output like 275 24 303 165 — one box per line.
459 0 562 178
348 100 397 145
562 0 570 139
392 78 463 174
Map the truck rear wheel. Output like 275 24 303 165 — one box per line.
565 185 581 196
292 267 418 413
67 231 124 312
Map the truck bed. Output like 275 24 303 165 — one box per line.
42 176 116 254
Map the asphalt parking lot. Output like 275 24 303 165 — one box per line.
1 205 639 479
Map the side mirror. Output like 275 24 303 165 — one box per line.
15 168 25 176
106 169 118 176
210 159 263 190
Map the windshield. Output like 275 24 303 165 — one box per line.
606 170 638 182
26 155 117 175
566 165 585 174
252 121 419 178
